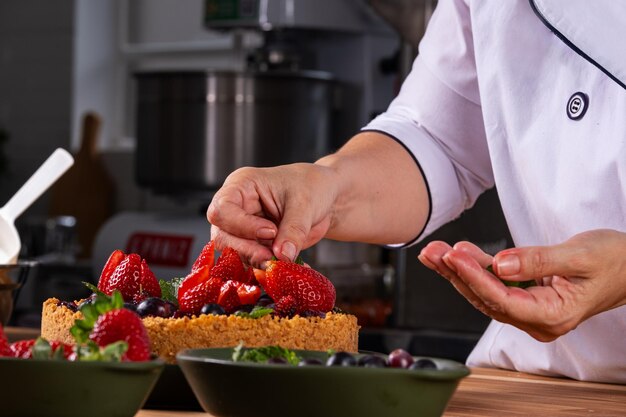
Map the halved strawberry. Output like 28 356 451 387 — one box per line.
253 268 266 287
0 325 11 356
178 276 224 314
237 267 258 286
191 241 215 272
97 249 125 293
217 281 261 313
262 260 336 316
210 247 245 282
90 308 151 361
97 251 161 302
217 281 240 313
179 265 211 298
236 282 262 306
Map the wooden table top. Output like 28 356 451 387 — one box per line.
135 367 626 417
7 328 625 416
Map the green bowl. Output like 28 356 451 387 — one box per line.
0 357 164 417
177 348 470 417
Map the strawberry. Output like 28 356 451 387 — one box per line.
97 251 161 302
178 276 224 314
191 240 215 272
238 267 259 286
10 339 36 358
262 260 336 316
178 243 262 314
217 280 262 313
89 308 151 361
236 281 262 306
179 265 211 299
0 325 11 356
210 247 245 282
217 281 240 313
98 249 125 288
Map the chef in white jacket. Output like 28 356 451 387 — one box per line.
206 0 626 383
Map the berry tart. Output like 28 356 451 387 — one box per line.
41 242 359 363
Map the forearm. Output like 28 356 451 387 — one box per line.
316 131 429 245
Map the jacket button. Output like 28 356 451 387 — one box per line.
566 92 588 120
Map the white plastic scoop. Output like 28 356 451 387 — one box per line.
0 148 74 264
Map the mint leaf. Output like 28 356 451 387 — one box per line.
83 281 106 297
233 344 301 366
32 338 52 360
234 305 274 319
100 341 128 362
51 345 67 360
159 277 184 306
111 291 124 309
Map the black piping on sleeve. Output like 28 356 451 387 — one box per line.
361 128 432 248
529 0 626 90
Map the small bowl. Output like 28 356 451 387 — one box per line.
0 357 164 417
0 261 36 326
177 348 470 417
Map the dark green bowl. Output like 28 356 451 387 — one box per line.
0 357 164 417
177 348 470 417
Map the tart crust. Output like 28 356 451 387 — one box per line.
41 298 360 363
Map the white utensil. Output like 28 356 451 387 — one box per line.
0 148 74 264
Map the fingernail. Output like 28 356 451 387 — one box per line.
281 241 297 261
495 254 520 276
256 228 276 240
442 254 457 273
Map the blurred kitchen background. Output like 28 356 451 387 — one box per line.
0 0 512 362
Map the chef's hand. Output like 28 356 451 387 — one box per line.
418 229 626 342
207 163 338 267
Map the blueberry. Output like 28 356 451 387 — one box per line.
200 303 226 316
267 357 288 365
123 302 138 313
357 355 387 368
298 358 323 366
136 297 172 318
172 310 191 319
326 351 357 367
299 310 326 319
409 358 437 370
256 294 274 307
57 300 78 312
163 301 178 317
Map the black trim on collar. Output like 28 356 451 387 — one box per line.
360 129 432 248
529 0 626 90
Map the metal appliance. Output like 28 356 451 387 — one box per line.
134 69 337 196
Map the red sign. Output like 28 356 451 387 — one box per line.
126 232 194 268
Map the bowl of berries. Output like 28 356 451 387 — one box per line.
0 290 164 417
177 345 470 417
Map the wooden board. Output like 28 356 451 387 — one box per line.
48 112 115 259
444 367 626 416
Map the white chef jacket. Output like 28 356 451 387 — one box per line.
364 0 626 383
